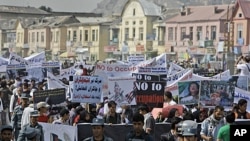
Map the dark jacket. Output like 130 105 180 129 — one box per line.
104 113 121 124
125 130 154 141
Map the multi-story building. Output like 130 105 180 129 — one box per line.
28 16 80 60
165 4 233 63
232 0 250 54
0 19 17 57
15 18 39 57
110 0 162 60
66 17 113 62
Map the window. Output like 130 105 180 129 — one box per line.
153 29 156 40
132 28 136 38
41 32 44 42
140 21 143 25
17 33 20 43
68 31 71 41
168 27 173 41
189 27 193 40
211 26 216 40
56 31 59 42
171 46 174 52
180 27 186 40
32 32 35 43
37 32 39 42
73 30 77 42
239 13 242 18
197 26 202 40
80 30 82 41
125 21 129 25
84 30 88 41
28 33 30 43
133 8 136 16
237 24 243 39
125 28 129 40
133 21 136 25
92 29 95 41
96 30 98 41
139 28 143 40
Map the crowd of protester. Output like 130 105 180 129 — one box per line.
0 58 250 141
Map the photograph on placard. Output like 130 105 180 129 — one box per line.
108 77 136 105
178 81 202 105
200 80 234 108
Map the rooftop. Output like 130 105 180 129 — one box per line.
0 5 50 15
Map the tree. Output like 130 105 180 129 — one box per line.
39 6 52 12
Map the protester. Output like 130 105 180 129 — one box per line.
82 118 114 141
75 111 92 125
52 108 70 125
160 117 182 141
235 99 250 119
217 111 235 141
200 105 225 141
21 102 34 128
103 101 121 124
36 101 50 123
236 55 250 76
164 108 180 123
163 91 176 107
17 110 44 141
11 93 30 140
120 104 133 124
9 86 22 116
0 125 13 141
138 104 155 135
125 113 154 141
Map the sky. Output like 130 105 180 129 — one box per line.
0 0 100 12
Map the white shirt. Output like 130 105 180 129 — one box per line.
163 100 177 107
21 104 34 128
237 63 250 76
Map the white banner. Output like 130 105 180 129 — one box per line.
25 51 45 64
72 76 102 103
39 122 76 141
165 69 193 97
165 69 190 86
47 72 68 90
168 63 184 75
234 87 250 112
8 53 29 65
0 56 8 72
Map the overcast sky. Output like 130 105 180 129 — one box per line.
0 0 100 12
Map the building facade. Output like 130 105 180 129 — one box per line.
165 4 233 64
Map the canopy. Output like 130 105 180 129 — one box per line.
59 52 76 58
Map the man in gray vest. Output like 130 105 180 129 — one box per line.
17 110 44 141
11 93 29 140
83 118 113 141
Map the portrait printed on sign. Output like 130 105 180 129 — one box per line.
200 80 234 108
178 81 201 105
108 77 136 105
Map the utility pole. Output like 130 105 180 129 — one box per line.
224 5 234 75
